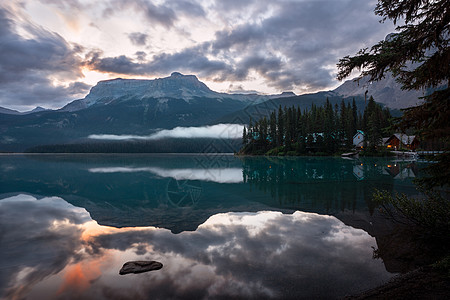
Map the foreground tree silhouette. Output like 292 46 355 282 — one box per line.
338 2 450 269
337 0 449 187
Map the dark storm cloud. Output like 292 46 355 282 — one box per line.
128 32 148 46
149 48 233 77
212 24 265 53
0 12 80 78
104 0 205 29
213 0 256 12
206 0 393 91
0 6 88 109
84 51 144 74
38 0 85 11
103 1 173 28
85 0 393 92
67 81 91 94
0 76 90 107
170 0 205 17
135 51 147 61
234 55 283 80
85 47 233 78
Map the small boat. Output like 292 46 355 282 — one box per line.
341 152 359 158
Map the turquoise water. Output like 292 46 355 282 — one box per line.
0 154 421 299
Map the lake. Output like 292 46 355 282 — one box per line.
0 154 422 299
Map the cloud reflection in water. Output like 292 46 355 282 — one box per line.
88 166 243 183
0 194 392 299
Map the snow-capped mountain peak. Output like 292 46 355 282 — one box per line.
83 72 219 106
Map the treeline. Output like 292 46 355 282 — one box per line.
25 138 242 153
240 96 392 155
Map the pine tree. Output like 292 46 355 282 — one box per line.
323 99 335 152
285 107 293 149
242 126 248 146
277 106 284 147
260 117 268 144
339 99 346 144
352 98 358 134
346 102 355 148
337 0 449 186
269 111 277 145
248 118 253 144
296 107 303 139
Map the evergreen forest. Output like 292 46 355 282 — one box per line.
240 96 392 156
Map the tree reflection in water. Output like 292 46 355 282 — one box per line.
241 157 418 215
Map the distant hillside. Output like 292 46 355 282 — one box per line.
0 97 249 152
0 106 50 115
218 91 401 124
333 73 427 109
0 107 21 115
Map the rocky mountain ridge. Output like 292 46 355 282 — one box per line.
333 72 425 109
83 72 216 107
60 72 297 112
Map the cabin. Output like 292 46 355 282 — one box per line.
353 164 364 180
385 133 419 151
383 163 418 179
308 133 324 143
251 132 260 140
353 130 365 148
251 132 273 143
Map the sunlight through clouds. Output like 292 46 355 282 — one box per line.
0 0 396 110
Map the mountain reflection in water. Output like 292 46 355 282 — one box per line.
0 155 422 299
0 155 420 232
0 194 392 300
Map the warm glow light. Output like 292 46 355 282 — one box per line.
56 261 102 295
80 220 155 242
81 68 112 86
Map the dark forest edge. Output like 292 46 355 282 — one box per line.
238 96 396 156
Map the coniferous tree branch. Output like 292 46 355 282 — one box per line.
337 0 449 187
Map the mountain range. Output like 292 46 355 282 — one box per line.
0 106 49 115
0 72 412 152
335 72 425 109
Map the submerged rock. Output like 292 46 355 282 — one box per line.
119 261 163 275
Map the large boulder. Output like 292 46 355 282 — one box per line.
119 261 163 275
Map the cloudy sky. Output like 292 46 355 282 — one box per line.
0 0 395 111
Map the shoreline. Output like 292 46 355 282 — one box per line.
0 152 236 156
345 266 450 299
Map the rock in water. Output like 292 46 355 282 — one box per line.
119 261 163 275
